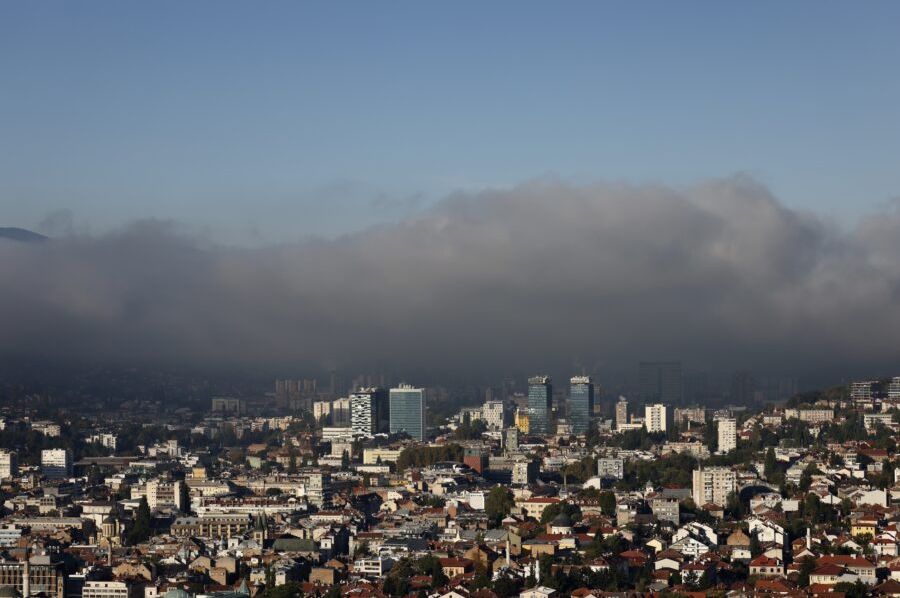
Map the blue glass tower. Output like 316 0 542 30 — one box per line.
527 376 552 435
568 376 594 435
389 385 426 441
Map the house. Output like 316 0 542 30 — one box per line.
519 587 557 598
749 555 784 577
809 563 844 586
440 557 474 578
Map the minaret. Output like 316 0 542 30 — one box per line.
22 549 30 598
806 527 811 550
505 538 510 567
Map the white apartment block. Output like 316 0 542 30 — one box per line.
83 581 140 598
717 418 737 453
644 403 669 433
692 467 737 507
850 380 877 401
87 433 118 450
889 377 900 400
0 451 18 480
783 408 833 423
139 479 185 511
41 448 72 479
481 400 507 430
863 413 894 432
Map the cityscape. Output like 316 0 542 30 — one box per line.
3 2 900 598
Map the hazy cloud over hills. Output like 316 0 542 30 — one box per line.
3 176 899 382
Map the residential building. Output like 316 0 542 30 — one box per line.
0 451 17 480
615 398 628 430
692 467 736 507
850 380 877 401
889 377 900 400
644 403 670 433
717 418 737 453
597 458 624 480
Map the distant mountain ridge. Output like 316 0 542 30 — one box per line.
0 227 47 242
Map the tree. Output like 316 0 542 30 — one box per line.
797 556 816 587
599 491 616 517
127 496 152 545
341 450 350 470
485 486 514 525
749 531 761 557
726 491 744 519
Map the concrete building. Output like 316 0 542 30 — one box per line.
0 451 17 480
597 458 624 480
40 449 72 480
512 460 538 485
481 400 508 430
82 581 141 598
350 389 385 438
717 418 737 454
692 467 737 507
615 398 629 430
850 380 878 401
644 403 670 433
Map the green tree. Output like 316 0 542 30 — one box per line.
127 496 152 545
599 491 616 517
485 486 514 525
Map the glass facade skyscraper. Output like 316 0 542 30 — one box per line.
389 385 426 441
527 376 552 435
568 376 594 435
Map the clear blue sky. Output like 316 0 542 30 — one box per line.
2 2 899 243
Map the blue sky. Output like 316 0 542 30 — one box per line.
2 2 899 243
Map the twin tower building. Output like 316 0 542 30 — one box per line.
526 375 595 436
349 384 426 441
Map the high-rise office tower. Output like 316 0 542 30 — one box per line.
644 403 670 433
615 397 629 430
527 376 552 435
389 385 426 441
717 417 737 454
568 376 594 435
639 362 683 404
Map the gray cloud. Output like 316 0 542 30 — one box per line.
2 175 899 383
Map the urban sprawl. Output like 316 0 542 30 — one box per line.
1 371 900 598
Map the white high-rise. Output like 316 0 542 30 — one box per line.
717 418 737 454
0 451 17 480
644 403 669 433
350 391 378 438
692 467 737 507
